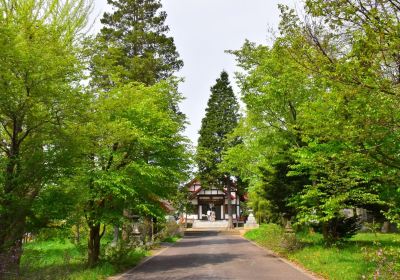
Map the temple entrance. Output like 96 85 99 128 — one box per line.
198 196 225 221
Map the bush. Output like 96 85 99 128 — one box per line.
155 221 183 242
245 224 303 255
321 216 361 245
362 243 400 280
104 242 147 269
280 233 304 252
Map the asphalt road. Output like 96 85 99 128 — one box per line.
118 231 315 280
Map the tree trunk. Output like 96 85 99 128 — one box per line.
381 221 390 233
111 225 119 247
76 221 81 244
88 224 104 267
0 239 23 279
122 209 130 241
322 222 329 242
0 213 25 279
226 179 234 229
0 162 26 278
150 218 154 242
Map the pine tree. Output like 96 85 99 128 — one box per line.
196 71 239 228
85 0 185 263
91 0 183 88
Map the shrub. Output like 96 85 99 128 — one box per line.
245 224 303 255
280 233 304 252
155 221 183 242
321 216 361 245
362 244 400 280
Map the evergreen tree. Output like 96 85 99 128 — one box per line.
196 71 239 228
91 0 183 88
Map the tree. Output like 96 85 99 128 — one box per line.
91 0 183 89
196 71 239 229
77 81 190 266
221 40 316 224
84 0 186 264
276 1 400 240
0 0 92 275
220 0 399 243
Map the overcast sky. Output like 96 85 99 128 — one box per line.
91 0 297 146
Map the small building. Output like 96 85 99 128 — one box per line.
184 178 243 223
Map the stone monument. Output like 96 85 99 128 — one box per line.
244 209 259 229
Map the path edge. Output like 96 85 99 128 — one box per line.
240 235 325 280
108 239 181 280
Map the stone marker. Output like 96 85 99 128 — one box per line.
244 209 259 229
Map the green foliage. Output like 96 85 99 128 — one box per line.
80 0 189 267
223 40 315 223
73 80 190 265
0 0 189 274
245 223 303 254
156 221 183 242
279 0 399 236
362 244 400 279
17 239 147 280
246 225 400 280
245 224 286 254
0 0 92 274
161 235 181 243
79 81 190 220
91 0 183 88
171 185 195 221
223 0 400 243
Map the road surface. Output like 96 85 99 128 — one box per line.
118 230 315 280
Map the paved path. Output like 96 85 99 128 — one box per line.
118 231 315 280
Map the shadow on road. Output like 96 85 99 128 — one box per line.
129 253 242 273
175 238 248 248
184 231 220 237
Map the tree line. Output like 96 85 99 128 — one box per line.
0 0 190 276
220 0 400 243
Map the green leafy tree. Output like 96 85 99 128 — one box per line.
0 0 92 275
196 71 239 228
77 81 190 266
221 0 399 243
222 40 316 224
83 0 186 264
91 0 183 89
276 1 399 241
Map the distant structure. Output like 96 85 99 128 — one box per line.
244 210 259 229
184 178 245 226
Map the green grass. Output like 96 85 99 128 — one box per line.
245 224 400 280
17 239 148 280
161 235 182 243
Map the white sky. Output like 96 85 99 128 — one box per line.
91 0 297 146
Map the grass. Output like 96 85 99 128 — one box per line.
245 224 400 280
16 239 148 280
161 235 182 243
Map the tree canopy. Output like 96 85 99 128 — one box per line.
222 0 400 243
0 0 93 274
90 0 183 89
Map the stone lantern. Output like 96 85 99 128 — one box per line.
244 209 259 229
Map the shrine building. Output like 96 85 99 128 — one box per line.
184 178 244 224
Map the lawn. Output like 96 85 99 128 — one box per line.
16 239 148 280
245 224 400 280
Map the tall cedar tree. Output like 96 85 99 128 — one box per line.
196 71 239 228
91 0 183 88
85 0 184 265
